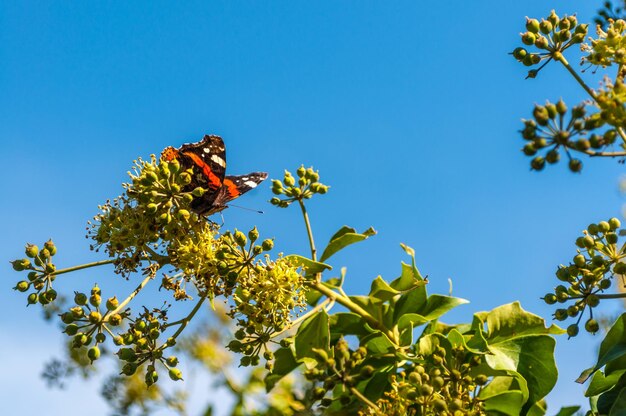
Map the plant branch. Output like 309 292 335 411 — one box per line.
555 53 597 100
166 295 207 340
569 293 626 300
308 281 397 343
350 386 384 415
48 259 115 277
105 273 155 319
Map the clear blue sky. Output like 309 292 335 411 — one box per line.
1 1 624 414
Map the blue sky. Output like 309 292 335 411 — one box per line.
1 1 624 414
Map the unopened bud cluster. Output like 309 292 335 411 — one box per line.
60 285 129 365
362 346 487 416
543 218 622 336
594 79 626 129
304 340 374 409
520 99 617 172
512 11 587 78
11 240 58 306
270 166 328 208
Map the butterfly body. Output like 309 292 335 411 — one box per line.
161 135 267 215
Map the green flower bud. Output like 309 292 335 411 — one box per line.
598 221 611 233
11 258 31 271
530 156 545 171
44 263 56 274
261 239 274 251
177 209 190 221
567 324 579 337
106 297 119 311
554 309 568 320
585 319 599 334
609 217 621 230
543 293 557 304
586 294 600 308
526 18 540 33
70 306 84 319
25 244 39 258
95 333 106 343
88 311 102 324
15 281 29 292
512 47 527 60
88 346 101 363
545 149 560 164
65 324 79 336
474 374 489 385
234 231 247 247
600 278 612 289
168 368 183 381
283 172 295 187
166 356 179 367
521 31 536 45
248 227 259 242
108 313 122 326
27 293 37 305
121 363 138 376
90 294 101 307
615 262 626 274
588 223 599 235
568 158 582 173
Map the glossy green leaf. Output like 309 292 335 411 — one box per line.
553 406 581 416
265 346 299 391
525 399 547 416
294 310 330 360
329 312 371 337
482 390 526 415
362 332 395 354
587 369 626 397
319 226 376 262
610 387 626 415
369 275 400 303
390 245 425 291
285 255 332 276
578 313 626 383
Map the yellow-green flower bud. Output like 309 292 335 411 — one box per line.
74 292 87 305
296 166 306 177
15 281 29 292
539 19 553 34
27 293 37 305
44 240 57 256
234 231 247 247
168 368 183 381
283 172 295 187
121 363 138 376
88 346 101 363
108 313 122 326
248 227 259 242
526 18 540 33
177 209 191 221
169 158 180 173
261 239 274 251
45 263 56 274
25 244 39 258
88 311 102 324
65 324 79 336
70 306 85 319
106 297 119 311
90 293 101 307
166 356 179 367
11 258 31 271
180 172 192 185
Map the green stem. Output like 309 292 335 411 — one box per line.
49 259 115 277
298 200 317 261
167 295 207 340
555 53 597 100
270 298 334 339
105 273 155 320
350 386 383 415
309 281 397 343
569 293 626 300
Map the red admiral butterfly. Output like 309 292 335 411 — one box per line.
161 135 267 215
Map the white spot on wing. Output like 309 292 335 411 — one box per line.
210 154 226 167
203 148 211 153
244 181 258 188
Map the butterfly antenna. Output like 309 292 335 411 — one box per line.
227 203 264 214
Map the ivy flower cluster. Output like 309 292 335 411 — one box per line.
11 240 58 306
270 165 329 208
361 345 487 416
583 18 626 67
543 218 623 337
512 10 588 78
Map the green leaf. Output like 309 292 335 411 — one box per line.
578 313 626 383
319 226 376 262
329 313 371 337
477 302 565 344
525 398 547 416
320 225 374 263
390 245 425 291
610 387 626 416
306 277 341 306
294 310 330 360
552 406 581 416
482 390 526 415
362 332 396 355
265 346 299 391
285 255 332 276
587 369 626 397
369 276 400 303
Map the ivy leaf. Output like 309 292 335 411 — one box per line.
578 313 626 383
265 346 299 391
319 226 376 262
294 310 330 360
285 255 332 277
306 277 341 306
587 369 626 397
482 391 526 415
329 312 371 338
552 406 581 416
362 332 395 354
369 276 400 303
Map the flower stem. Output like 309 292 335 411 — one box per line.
569 293 626 300
167 295 207 340
106 273 155 319
555 53 597 100
350 386 384 415
49 259 115 277
298 200 317 261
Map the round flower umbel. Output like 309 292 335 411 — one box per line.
519 99 617 172
88 156 209 277
583 19 626 67
11 239 58 306
544 218 623 337
512 11 588 78
270 166 329 208
595 79 626 129
227 255 307 367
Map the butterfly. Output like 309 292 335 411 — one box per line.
161 135 267 215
